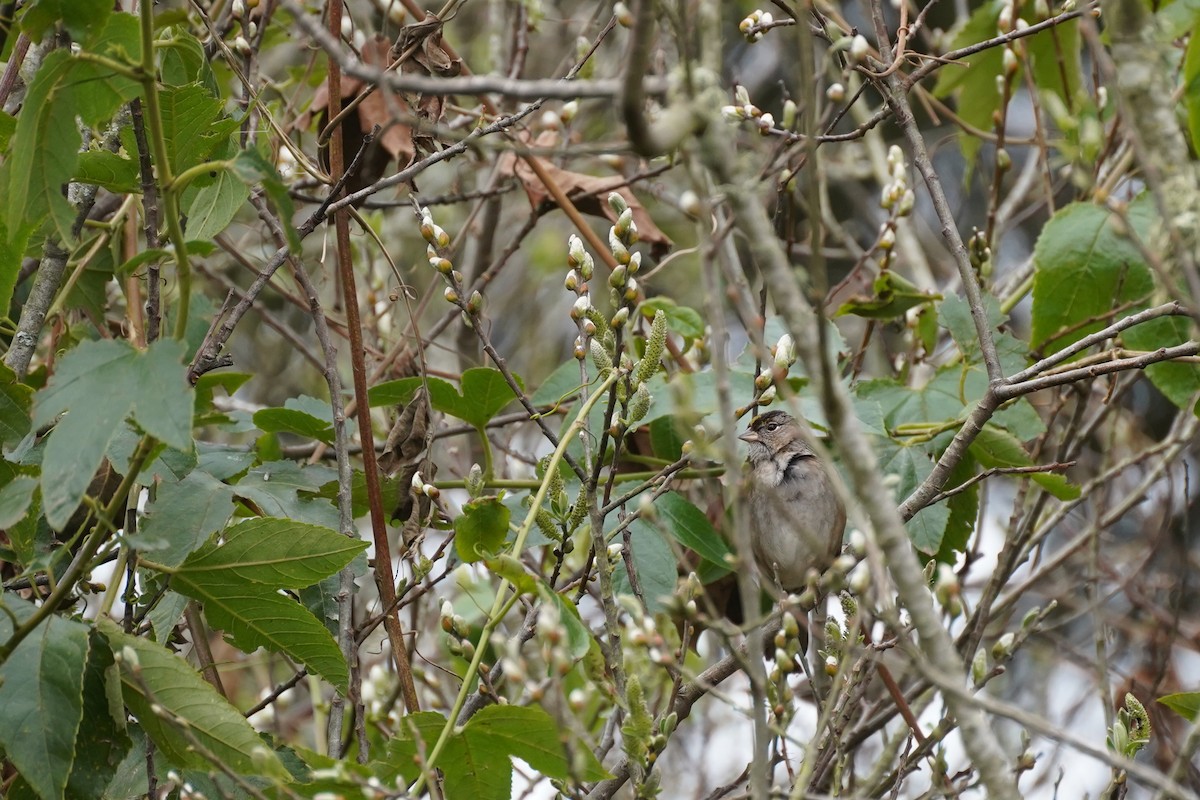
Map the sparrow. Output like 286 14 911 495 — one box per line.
739 410 846 593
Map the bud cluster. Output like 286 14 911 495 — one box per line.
751 332 798 408
721 85 776 135
420 206 482 325
440 599 476 661
738 9 776 42
880 145 914 216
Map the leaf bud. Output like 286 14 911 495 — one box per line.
849 34 869 62
624 277 639 303
607 191 629 216
991 632 1016 660
466 290 484 314
234 35 252 56
971 649 988 686
826 82 846 103
734 85 751 106
560 100 579 124
758 385 776 404
573 336 587 360
571 294 591 320
781 99 797 129
609 264 628 288
1002 46 1019 77
614 1 633 27
755 369 773 390
756 112 775 133
564 269 580 292
443 286 459 304
579 252 595 281
610 307 630 328
627 251 642 275
879 227 896 251
466 463 485 498
567 234 586 267
609 232 631 265
679 190 702 218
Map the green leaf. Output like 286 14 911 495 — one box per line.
907 502 950 555
172 571 350 692
230 148 301 253
1159 691 1200 722
381 711 453 786
939 455 979 561
0 217 33 316
1123 315 1200 410
131 470 236 567
99 620 291 780
0 595 91 800
484 554 539 595
67 632 131 800
639 297 705 340
455 496 511 563
174 517 366 587
530 358 592 408
615 517 678 614
184 168 250 242
462 705 609 782
968 425 1080 500
0 363 33 447
933 1 1080 166
0 110 15 150
1031 199 1155 351
6 51 80 240
74 150 140 193
33 339 194 529
254 401 335 444
159 28 218 93
655 491 732 571
0 476 38 528
232 461 339 528
19 0 111 44
835 271 942 319
535 584 595 661
158 84 238 176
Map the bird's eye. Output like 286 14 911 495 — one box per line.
765 422 779 432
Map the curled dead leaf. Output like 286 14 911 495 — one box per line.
500 132 673 258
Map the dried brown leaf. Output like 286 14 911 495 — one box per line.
500 133 673 258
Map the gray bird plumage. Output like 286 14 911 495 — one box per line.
739 410 846 592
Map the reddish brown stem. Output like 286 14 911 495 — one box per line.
327 0 420 715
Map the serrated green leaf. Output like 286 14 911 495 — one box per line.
0 595 91 800
1031 199 1155 351
32 339 194 529
380 711 452 786
184 168 250 242
99 620 291 781
455 496 511 563
74 149 140 193
1159 691 1200 722
131 470 236 567
172 572 350 691
368 375 455 407
159 84 238 176
159 28 218 93
67 632 131 800
174 517 366 588
655 491 732 571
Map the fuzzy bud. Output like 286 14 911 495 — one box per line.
826 82 846 103
610 307 630 328
564 269 580 292
849 34 869 62
567 234 586 267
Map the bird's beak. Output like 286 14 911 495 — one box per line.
738 430 759 444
